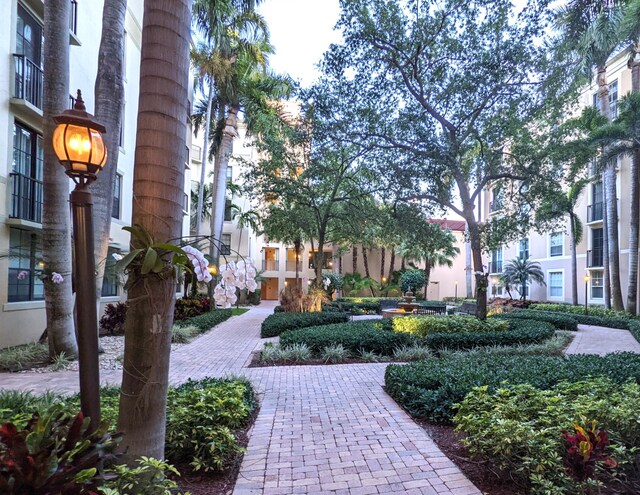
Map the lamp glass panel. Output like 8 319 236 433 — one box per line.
52 124 68 162
89 128 106 167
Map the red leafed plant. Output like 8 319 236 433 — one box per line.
562 421 618 482
0 408 121 494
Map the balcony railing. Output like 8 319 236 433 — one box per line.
286 260 302 272
10 173 43 224
220 243 231 256
587 202 603 223
587 249 604 268
488 261 502 274
13 55 43 110
70 0 78 35
262 259 278 271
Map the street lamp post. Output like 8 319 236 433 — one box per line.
454 280 458 303
53 90 107 431
584 274 590 315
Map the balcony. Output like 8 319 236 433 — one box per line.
587 202 603 223
262 259 278 271
13 54 43 111
69 0 80 45
9 173 43 224
587 249 604 268
488 261 502 274
286 260 302 272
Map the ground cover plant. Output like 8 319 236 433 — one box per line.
455 379 640 493
393 315 509 336
260 311 350 338
0 342 50 372
384 352 640 423
173 308 234 332
492 310 579 331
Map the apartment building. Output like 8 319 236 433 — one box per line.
0 0 193 348
482 48 634 306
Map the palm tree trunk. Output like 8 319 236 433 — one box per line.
195 87 213 236
118 0 191 462
603 181 611 308
42 0 78 359
211 106 238 257
627 51 640 314
351 245 358 274
92 0 126 320
362 248 370 278
401 257 406 270
569 214 578 306
294 238 301 290
387 248 395 281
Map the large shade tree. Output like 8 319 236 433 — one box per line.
308 0 560 319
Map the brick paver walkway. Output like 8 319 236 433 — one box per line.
565 324 640 355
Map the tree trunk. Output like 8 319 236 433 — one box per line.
627 51 640 314
465 225 473 298
423 259 431 300
294 238 301 290
194 88 213 236
380 247 385 282
43 0 78 359
466 216 487 320
118 0 191 462
387 248 395 281
569 214 578 306
92 0 126 321
362 248 370 278
211 106 238 257
603 179 611 308
401 257 406 270
352 245 358 274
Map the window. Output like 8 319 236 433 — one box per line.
11 122 43 223
593 80 619 118
309 251 333 269
490 187 504 212
548 271 563 298
589 182 603 222
119 104 125 148
549 232 563 257
16 5 42 67
490 248 502 273
112 173 122 219
591 271 604 300
101 247 119 297
224 198 233 221
588 228 604 267
221 234 231 255
8 228 43 302
519 238 529 260
226 166 233 184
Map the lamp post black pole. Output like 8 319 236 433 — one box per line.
584 280 588 315
455 283 458 303
71 179 101 431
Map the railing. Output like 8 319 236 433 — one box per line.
220 243 231 256
286 260 302 272
10 173 43 223
70 0 78 35
191 144 202 162
587 249 604 268
587 202 603 223
488 261 502 274
262 259 278 271
13 54 43 110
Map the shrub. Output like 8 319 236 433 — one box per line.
392 345 433 361
260 311 350 338
440 331 574 358
171 324 198 344
0 343 49 372
101 457 189 495
173 296 211 321
274 305 285 313
384 352 640 423
100 302 128 335
454 379 640 493
358 349 383 362
321 344 350 363
0 407 121 494
282 343 312 362
530 303 634 320
322 272 343 298
399 269 426 294
174 309 233 331
393 315 509 337
279 321 416 354
493 310 579 331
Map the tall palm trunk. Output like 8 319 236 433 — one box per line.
42 0 77 358
597 66 624 310
294 239 301 290
361 248 374 295
401 257 405 270
627 51 640 314
603 183 611 308
211 105 238 256
194 88 213 236
379 247 385 282
352 245 358 274
387 248 395 281
93 0 126 314
569 214 578 306
118 0 191 462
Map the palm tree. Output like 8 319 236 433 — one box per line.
117 0 191 461
42 0 77 359
502 258 546 302
190 182 213 230
231 205 261 255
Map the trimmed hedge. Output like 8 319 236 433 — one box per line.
385 352 640 423
394 315 509 337
174 309 233 331
279 320 416 354
492 310 578 331
260 311 350 338
530 302 634 319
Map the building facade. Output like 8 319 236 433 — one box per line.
0 0 192 348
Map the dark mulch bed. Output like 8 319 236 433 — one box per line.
417 420 522 495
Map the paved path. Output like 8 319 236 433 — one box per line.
565 324 640 355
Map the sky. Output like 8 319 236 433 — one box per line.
258 0 342 88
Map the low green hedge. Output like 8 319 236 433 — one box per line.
423 320 555 351
174 308 233 331
384 352 640 423
279 320 416 354
260 311 350 338
455 379 640 493
394 315 509 337
492 310 579 331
